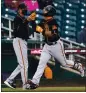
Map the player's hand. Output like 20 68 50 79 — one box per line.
36 26 43 33
27 12 36 21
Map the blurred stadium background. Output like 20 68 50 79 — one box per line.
1 0 86 92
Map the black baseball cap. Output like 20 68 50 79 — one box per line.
43 5 56 16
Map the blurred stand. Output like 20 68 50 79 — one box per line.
77 26 86 44
37 0 53 9
24 0 39 11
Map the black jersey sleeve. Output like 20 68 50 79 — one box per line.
23 18 29 24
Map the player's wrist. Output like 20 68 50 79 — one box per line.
27 16 31 21
45 31 52 37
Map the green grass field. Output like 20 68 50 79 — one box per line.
1 87 86 92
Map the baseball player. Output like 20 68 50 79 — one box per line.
27 5 84 89
4 3 36 89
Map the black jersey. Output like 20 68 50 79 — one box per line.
38 19 60 43
13 14 29 41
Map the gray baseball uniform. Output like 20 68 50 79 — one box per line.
6 38 28 88
32 39 74 84
31 18 84 85
5 13 29 88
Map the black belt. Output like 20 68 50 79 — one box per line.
46 41 57 45
46 36 60 45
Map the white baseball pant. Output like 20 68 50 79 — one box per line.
6 37 28 87
32 39 74 84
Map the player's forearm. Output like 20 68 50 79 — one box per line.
23 18 30 24
45 31 52 37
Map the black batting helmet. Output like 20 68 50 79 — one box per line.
43 5 56 16
18 3 27 10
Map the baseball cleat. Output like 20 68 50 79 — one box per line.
80 69 84 77
23 83 31 90
26 80 39 89
77 63 84 77
4 81 16 89
73 63 85 77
